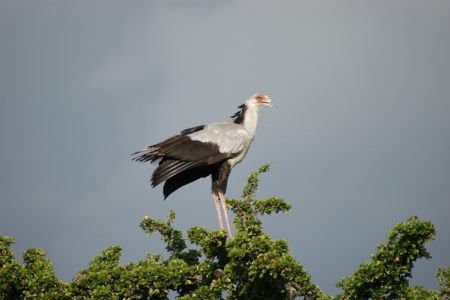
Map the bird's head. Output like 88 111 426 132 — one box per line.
247 93 272 108
231 93 272 124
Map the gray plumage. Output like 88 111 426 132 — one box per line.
133 93 272 239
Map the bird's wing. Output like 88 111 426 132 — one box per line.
133 123 245 166
187 122 251 155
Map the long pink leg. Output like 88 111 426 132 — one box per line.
212 193 224 230
219 192 234 240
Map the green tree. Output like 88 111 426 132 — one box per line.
336 216 437 299
0 164 448 299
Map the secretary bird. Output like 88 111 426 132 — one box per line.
132 93 272 239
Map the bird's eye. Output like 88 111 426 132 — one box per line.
255 94 265 102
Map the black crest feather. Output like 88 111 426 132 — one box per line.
230 104 247 124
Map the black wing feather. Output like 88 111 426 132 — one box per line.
133 124 241 198
163 164 217 198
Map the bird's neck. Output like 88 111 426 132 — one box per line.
242 105 259 138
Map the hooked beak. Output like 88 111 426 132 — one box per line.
254 94 273 107
262 98 273 107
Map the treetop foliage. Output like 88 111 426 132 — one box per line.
1 164 448 299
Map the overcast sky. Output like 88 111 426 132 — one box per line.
1 0 449 295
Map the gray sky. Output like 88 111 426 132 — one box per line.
1 0 449 295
